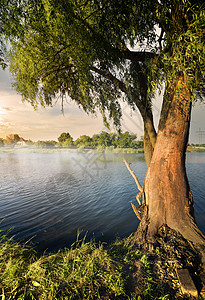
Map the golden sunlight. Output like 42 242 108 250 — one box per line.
0 107 7 122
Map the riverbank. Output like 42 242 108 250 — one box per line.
187 146 205 152
0 145 204 154
1 229 205 299
0 145 144 154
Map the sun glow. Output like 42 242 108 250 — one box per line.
0 107 7 122
0 107 7 114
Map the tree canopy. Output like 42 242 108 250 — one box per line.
58 132 73 143
1 0 205 279
4 0 204 131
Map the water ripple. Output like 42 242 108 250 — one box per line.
0 152 204 252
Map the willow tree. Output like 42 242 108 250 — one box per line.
7 0 205 247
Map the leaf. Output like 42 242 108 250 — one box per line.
32 281 41 287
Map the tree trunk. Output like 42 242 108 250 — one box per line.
143 115 157 167
136 78 205 246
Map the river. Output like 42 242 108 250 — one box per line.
0 151 204 252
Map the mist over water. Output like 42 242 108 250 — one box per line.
0 151 204 252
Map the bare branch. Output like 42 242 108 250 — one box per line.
123 159 143 192
130 202 146 220
136 191 144 205
131 202 142 220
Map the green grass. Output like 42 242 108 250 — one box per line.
0 233 182 299
187 146 205 152
0 234 126 299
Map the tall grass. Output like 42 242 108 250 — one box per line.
0 233 176 299
0 234 125 299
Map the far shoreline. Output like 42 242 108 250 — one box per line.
0 145 205 154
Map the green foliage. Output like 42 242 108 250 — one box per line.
0 0 30 68
149 1 205 100
74 135 93 148
1 0 204 131
58 132 72 143
6 0 157 128
0 131 143 151
35 140 57 148
93 131 113 147
0 234 125 299
59 139 74 148
0 233 175 299
58 132 73 147
73 131 143 150
115 132 137 148
25 139 34 146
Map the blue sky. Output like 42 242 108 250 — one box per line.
0 67 204 143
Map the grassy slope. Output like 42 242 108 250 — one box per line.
5 228 205 300
0 233 175 300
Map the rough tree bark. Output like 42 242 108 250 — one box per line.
129 77 205 247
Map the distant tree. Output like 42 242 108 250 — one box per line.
97 131 112 147
35 140 57 148
115 132 137 148
60 139 73 148
58 132 73 147
91 134 100 148
58 132 73 143
136 140 144 149
26 139 34 146
13 134 20 143
74 135 93 148
5 134 20 144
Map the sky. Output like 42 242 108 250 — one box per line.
0 67 204 143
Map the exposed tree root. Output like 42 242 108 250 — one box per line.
128 225 205 299
123 158 205 297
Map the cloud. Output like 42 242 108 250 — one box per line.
0 122 8 128
2 107 12 111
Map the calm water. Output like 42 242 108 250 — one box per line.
0 151 204 252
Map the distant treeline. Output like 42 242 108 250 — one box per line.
0 132 144 149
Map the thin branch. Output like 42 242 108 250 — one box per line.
74 9 156 63
123 49 156 62
136 191 144 205
130 203 145 221
91 65 155 129
91 66 128 94
123 159 143 192
158 27 164 51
